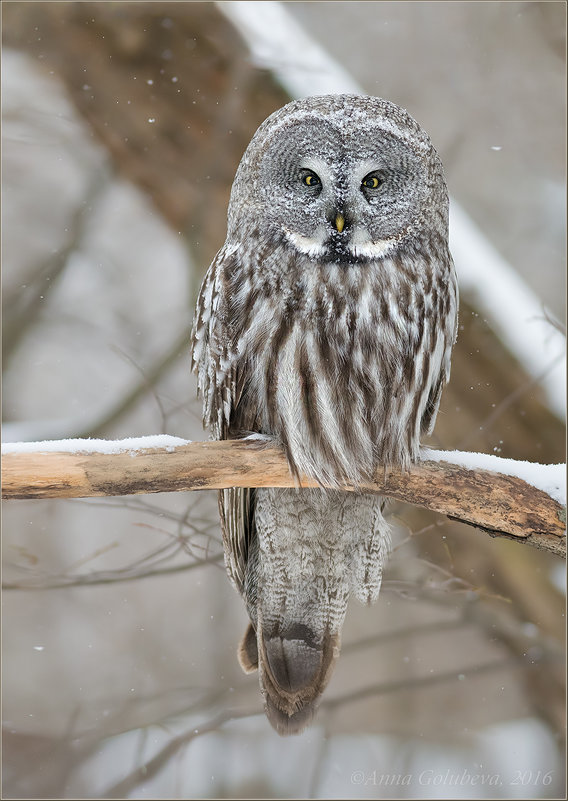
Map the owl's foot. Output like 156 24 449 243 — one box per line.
242 432 274 443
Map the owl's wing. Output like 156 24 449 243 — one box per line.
421 262 459 436
218 485 255 596
191 245 237 439
190 245 256 595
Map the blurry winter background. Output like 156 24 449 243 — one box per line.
1 2 565 798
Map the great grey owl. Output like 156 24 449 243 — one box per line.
191 94 458 735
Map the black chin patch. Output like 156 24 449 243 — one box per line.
324 237 367 266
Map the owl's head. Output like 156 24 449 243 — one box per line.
228 94 448 263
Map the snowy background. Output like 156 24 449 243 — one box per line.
2 2 565 799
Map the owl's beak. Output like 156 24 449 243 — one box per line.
333 213 345 233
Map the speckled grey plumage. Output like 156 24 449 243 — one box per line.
191 94 458 735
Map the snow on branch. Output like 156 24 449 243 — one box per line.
2 436 565 557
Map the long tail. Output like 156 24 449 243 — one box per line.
238 487 390 735
238 621 340 735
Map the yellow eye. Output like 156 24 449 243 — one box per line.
362 175 381 189
301 170 321 187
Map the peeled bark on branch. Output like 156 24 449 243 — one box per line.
1 439 565 557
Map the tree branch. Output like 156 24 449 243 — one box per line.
2 438 565 557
